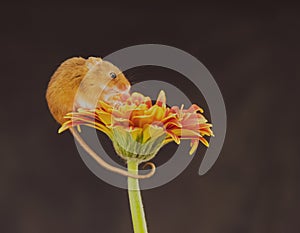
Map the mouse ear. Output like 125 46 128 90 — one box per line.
86 57 103 69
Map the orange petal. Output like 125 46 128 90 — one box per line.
144 97 152 108
166 131 180 144
185 104 204 113
132 115 154 128
156 90 166 107
199 137 209 147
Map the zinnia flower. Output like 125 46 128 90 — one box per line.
59 90 213 162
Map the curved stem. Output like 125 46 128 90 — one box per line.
127 160 148 233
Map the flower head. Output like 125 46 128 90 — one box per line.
59 90 213 162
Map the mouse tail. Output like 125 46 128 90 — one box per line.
69 127 156 179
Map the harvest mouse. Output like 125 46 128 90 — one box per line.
46 57 130 124
46 57 155 179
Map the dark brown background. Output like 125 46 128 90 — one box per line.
1 2 299 233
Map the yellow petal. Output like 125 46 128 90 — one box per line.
132 115 154 128
129 127 143 141
142 124 165 143
189 139 199 155
170 128 201 138
146 105 165 121
162 137 174 145
98 100 113 113
95 110 112 125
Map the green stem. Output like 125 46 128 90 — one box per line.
127 159 148 233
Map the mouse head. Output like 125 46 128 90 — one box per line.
75 57 131 109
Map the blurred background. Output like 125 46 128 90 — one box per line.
1 2 299 233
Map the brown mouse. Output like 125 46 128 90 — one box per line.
46 56 130 124
46 57 155 179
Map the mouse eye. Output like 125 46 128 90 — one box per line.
109 72 117 79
